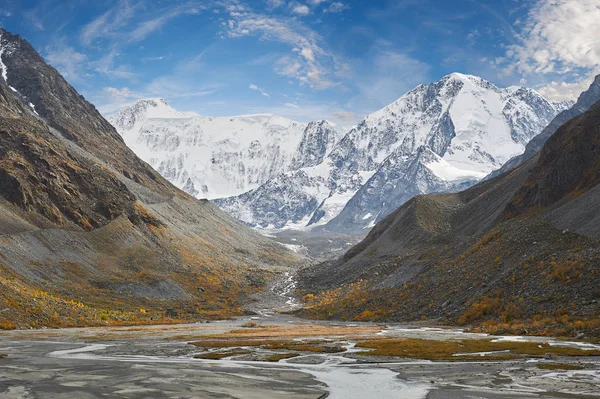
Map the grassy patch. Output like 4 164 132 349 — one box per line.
265 341 346 353
190 338 346 353
266 353 300 362
355 338 600 361
190 339 276 348
537 363 585 370
194 350 251 360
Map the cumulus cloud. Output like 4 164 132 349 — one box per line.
265 0 286 8
505 0 600 79
536 72 598 102
104 86 141 99
291 4 310 16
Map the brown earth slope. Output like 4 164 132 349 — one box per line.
298 101 600 338
0 29 303 330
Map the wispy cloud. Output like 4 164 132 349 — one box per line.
331 111 357 123
81 0 141 46
324 2 349 13
0 8 12 18
141 55 166 62
128 4 205 43
24 9 45 30
89 47 136 79
348 49 432 114
44 43 87 81
221 3 348 89
249 83 271 97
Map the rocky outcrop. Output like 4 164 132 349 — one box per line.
298 99 600 336
219 73 563 232
0 29 303 329
486 74 600 180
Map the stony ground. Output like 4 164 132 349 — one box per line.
1 303 599 399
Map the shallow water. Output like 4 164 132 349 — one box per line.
2 315 600 398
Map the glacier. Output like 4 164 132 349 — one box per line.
110 73 565 234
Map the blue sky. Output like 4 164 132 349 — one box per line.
1 0 598 124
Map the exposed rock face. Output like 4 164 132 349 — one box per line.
0 28 302 329
486 74 600 180
218 73 563 233
298 99 600 335
290 120 344 169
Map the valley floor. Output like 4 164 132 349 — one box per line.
1 310 599 399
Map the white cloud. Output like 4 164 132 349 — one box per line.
104 86 141 99
536 72 598 102
325 2 348 13
24 9 44 30
89 47 136 79
44 45 87 81
291 4 310 16
265 0 286 8
253 101 358 125
129 5 204 43
331 111 357 122
348 50 431 114
249 83 271 97
81 0 139 45
222 9 348 89
505 0 600 76
142 55 166 61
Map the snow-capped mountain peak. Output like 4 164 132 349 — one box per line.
110 74 567 234
108 101 312 199
109 98 198 133
216 74 566 233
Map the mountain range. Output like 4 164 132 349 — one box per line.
0 28 301 329
2 26 598 337
111 74 569 234
298 75 600 336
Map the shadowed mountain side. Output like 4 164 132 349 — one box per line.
486 74 600 181
504 101 600 222
298 101 600 337
0 29 303 329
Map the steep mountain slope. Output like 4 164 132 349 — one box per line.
219 73 563 232
109 100 322 199
298 100 600 337
487 74 600 180
0 29 302 329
